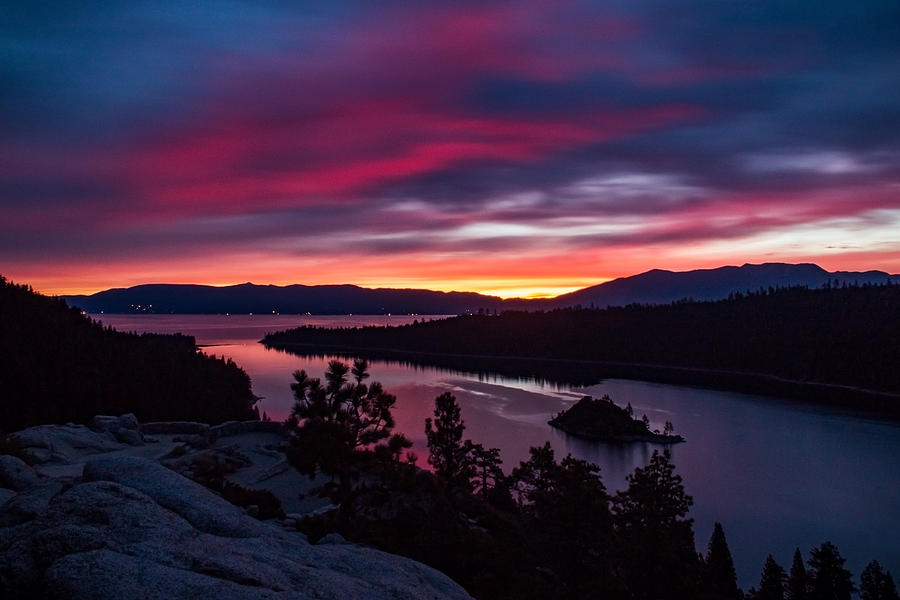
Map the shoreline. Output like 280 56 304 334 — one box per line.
547 420 686 444
262 340 900 421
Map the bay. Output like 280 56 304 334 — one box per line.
97 314 900 589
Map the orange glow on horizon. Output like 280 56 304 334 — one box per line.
27 277 603 300
12 242 900 301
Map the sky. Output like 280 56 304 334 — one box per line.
2 1 899 298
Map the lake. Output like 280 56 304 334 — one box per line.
98 313 900 589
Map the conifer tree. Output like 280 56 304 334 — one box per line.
787 548 808 600
807 542 854 600
510 442 557 508
469 442 503 499
704 522 741 599
611 449 698 599
287 359 397 518
511 443 614 598
860 560 900 600
425 392 473 493
756 554 787 600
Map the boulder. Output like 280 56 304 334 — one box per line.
45 550 281 600
172 434 210 448
88 415 123 434
162 446 251 478
208 420 243 438
83 456 269 538
0 488 15 505
0 482 65 526
87 415 143 446
140 421 210 435
209 420 284 439
0 459 473 599
90 413 140 435
44 480 194 544
0 455 40 490
11 425 120 465
0 480 192 593
117 413 139 430
113 428 144 446
317 532 347 545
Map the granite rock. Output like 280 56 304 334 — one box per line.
113 428 144 446
12 425 119 464
0 455 40 490
0 488 16 505
82 455 268 538
0 456 473 600
0 482 66 526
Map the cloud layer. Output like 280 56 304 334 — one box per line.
2 0 899 295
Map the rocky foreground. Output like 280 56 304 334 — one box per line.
0 416 472 599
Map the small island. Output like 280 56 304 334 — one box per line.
549 395 685 443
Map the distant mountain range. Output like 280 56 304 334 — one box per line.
64 283 509 315
546 262 898 308
64 263 899 315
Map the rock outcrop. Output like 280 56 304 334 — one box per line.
0 455 40 490
83 455 269 538
0 455 472 600
90 413 145 446
11 423 121 464
140 420 283 438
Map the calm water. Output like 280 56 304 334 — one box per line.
99 314 900 589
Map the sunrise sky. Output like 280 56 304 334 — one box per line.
2 1 899 298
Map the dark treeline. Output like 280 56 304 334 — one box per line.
264 284 900 415
0 276 258 432
287 361 897 600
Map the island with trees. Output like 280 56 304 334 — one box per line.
549 395 685 443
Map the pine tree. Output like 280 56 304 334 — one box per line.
807 542 855 600
611 449 698 599
704 522 741 599
469 442 503 499
756 554 787 600
787 548 808 600
425 392 473 493
860 560 900 600
510 441 557 508
511 443 614 598
286 359 397 518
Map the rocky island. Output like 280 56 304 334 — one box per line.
549 395 685 443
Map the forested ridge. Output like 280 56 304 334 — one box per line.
0 276 258 431
264 284 900 411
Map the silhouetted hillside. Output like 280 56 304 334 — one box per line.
65 282 510 315
0 276 257 431
549 262 898 308
64 263 898 315
263 284 900 415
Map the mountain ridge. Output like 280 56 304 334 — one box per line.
545 262 898 308
63 262 899 314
